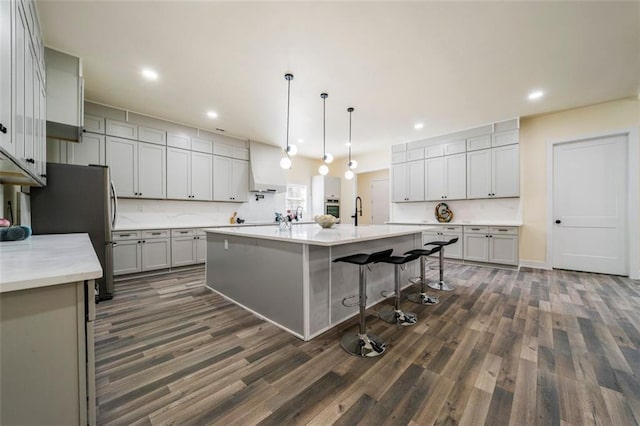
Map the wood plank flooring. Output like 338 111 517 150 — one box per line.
95 263 640 425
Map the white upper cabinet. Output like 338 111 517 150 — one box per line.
231 159 249 202
191 137 213 154
492 129 519 147
68 133 105 166
492 144 519 197
425 153 465 201
0 0 11 155
444 140 466 155
167 133 190 150
138 126 166 146
391 163 407 202
466 134 491 151
191 152 213 200
83 114 104 134
425 157 444 201
466 149 492 199
106 119 138 140
106 137 165 198
213 156 248 202
166 147 191 200
392 160 424 202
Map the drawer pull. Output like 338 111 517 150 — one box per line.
471 228 480 231
497 229 508 232
120 234 131 237
179 231 188 234
152 232 161 235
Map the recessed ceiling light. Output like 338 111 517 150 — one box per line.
298 138 304 144
207 111 218 119
141 68 158 81
528 90 544 100
414 123 424 130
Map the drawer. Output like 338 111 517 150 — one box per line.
489 226 518 235
172 229 196 237
113 231 141 241
142 229 170 239
464 226 488 234
466 134 491 151
439 225 462 233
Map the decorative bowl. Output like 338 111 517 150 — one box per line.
314 214 338 229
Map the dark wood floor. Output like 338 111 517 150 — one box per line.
95 263 640 425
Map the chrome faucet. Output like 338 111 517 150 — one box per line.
352 196 363 226
295 206 303 221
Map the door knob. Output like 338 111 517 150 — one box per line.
555 220 561 224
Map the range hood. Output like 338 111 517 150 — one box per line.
249 141 287 193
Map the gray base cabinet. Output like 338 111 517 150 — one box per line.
113 230 170 275
171 228 206 267
422 226 463 259
0 280 95 425
463 226 518 265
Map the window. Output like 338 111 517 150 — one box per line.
285 184 307 217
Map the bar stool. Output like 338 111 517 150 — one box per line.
333 248 393 357
376 252 421 326
404 245 442 305
425 237 459 291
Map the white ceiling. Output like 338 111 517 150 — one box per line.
37 1 640 160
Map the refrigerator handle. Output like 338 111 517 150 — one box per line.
110 180 118 228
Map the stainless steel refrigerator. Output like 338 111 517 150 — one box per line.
31 163 116 300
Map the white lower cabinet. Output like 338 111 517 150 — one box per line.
422 226 463 259
171 229 206 267
113 230 170 275
463 226 518 265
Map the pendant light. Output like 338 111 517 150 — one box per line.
280 73 296 170
319 92 332 175
344 107 358 180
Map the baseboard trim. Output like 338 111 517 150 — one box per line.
519 260 551 271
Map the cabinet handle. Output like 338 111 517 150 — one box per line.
555 220 561 224
180 231 188 234
26 158 35 164
142 240 146 243
120 234 131 237
497 229 508 232
471 228 480 231
0 123 7 134
138 240 141 243
152 232 161 235
40 174 46 178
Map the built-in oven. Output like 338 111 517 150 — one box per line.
325 198 340 218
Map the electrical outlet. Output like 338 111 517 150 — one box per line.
224 239 228 250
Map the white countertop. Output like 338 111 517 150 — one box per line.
0 234 103 293
114 220 314 231
204 223 425 246
386 219 522 226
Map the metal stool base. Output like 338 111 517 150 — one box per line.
379 309 417 326
407 292 439 305
428 280 455 291
340 332 386 357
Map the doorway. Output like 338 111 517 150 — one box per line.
370 179 389 225
550 132 635 275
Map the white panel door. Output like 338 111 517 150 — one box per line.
231 159 249 202
138 142 166 199
370 179 389 225
23 38 34 170
492 144 519 197
406 160 424 201
213 155 232 201
425 157 444 201
445 153 466 200
191 152 213 200
391 163 407 202
106 137 137 197
467 149 491 199
166 147 191 200
46 138 66 164
68 133 105 166
553 135 627 275
0 0 12 154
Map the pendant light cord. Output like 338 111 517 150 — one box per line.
323 96 326 157
348 109 352 162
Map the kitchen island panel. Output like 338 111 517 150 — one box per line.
206 233 305 338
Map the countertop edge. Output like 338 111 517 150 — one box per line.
386 221 522 227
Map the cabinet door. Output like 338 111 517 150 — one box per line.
463 234 489 262
489 235 518 265
444 153 466 200
113 240 141 275
0 0 11 154
406 160 424 201
37 83 46 180
191 137 213 154
138 126 166 145
23 37 34 170
83 114 104 134
141 238 171 271
391 163 407 202
167 133 190 149
422 231 440 246
137 142 166 199
13 5 26 160
46 138 67 164
213 155 232 201
441 232 463 259
68 133 105 166
466 149 492 199
425 157 444 201
231 159 249 202
191 152 213 201
195 236 206 263
105 119 137 139
492 144 519 198
106 136 137 197
166 147 191 200
171 236 196 267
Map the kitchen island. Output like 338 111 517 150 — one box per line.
205 224 424 340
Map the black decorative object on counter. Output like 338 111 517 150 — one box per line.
435 202 453 223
